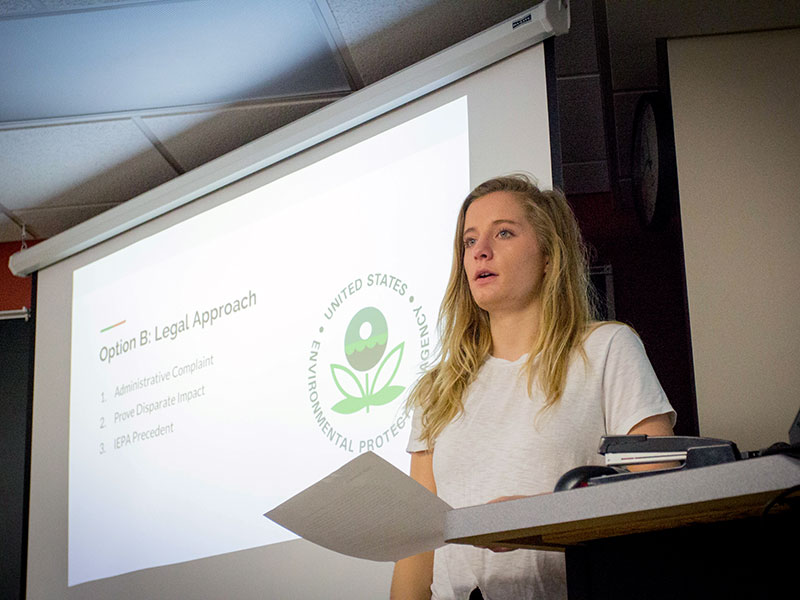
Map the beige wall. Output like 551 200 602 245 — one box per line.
668 29 800 451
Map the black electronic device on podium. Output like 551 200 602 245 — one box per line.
444 431 800 599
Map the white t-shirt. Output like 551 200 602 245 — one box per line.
407 323 676 600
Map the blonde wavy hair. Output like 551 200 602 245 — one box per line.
409 174 596 447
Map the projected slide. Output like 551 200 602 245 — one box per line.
68 98 469 586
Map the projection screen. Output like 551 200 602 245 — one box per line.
22 6 566 599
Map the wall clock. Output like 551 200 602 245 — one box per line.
631 92 676 229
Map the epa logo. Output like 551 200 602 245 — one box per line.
305 273 433 454
332 307 405 415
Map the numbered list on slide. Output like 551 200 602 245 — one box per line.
68 286 266 583
92 291 255 455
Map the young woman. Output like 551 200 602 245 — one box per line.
390 175 675 600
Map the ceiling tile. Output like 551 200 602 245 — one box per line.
0 212 20 243
327 0 535 85
143 101 333 172
0 0 39 17
0 0 350 121
38 1 164 9
0 119 176 211
7 203 120 242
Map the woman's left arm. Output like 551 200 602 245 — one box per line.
627 412 674 437
626 412 677 472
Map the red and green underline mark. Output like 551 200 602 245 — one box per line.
100 320 126 333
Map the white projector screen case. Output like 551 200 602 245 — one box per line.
27 41 557 600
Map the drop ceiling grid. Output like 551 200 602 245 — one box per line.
1 0 236 19
0 119 177 211
326 0 536 85
0 0 351 122
0 0 45 18
13 202 124 240
0 212 20 242
142 100 335 172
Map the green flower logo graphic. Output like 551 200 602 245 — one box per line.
330 306 405 414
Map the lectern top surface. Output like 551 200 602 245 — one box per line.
444 454 800 549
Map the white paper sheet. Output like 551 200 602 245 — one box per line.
264 452 452 562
